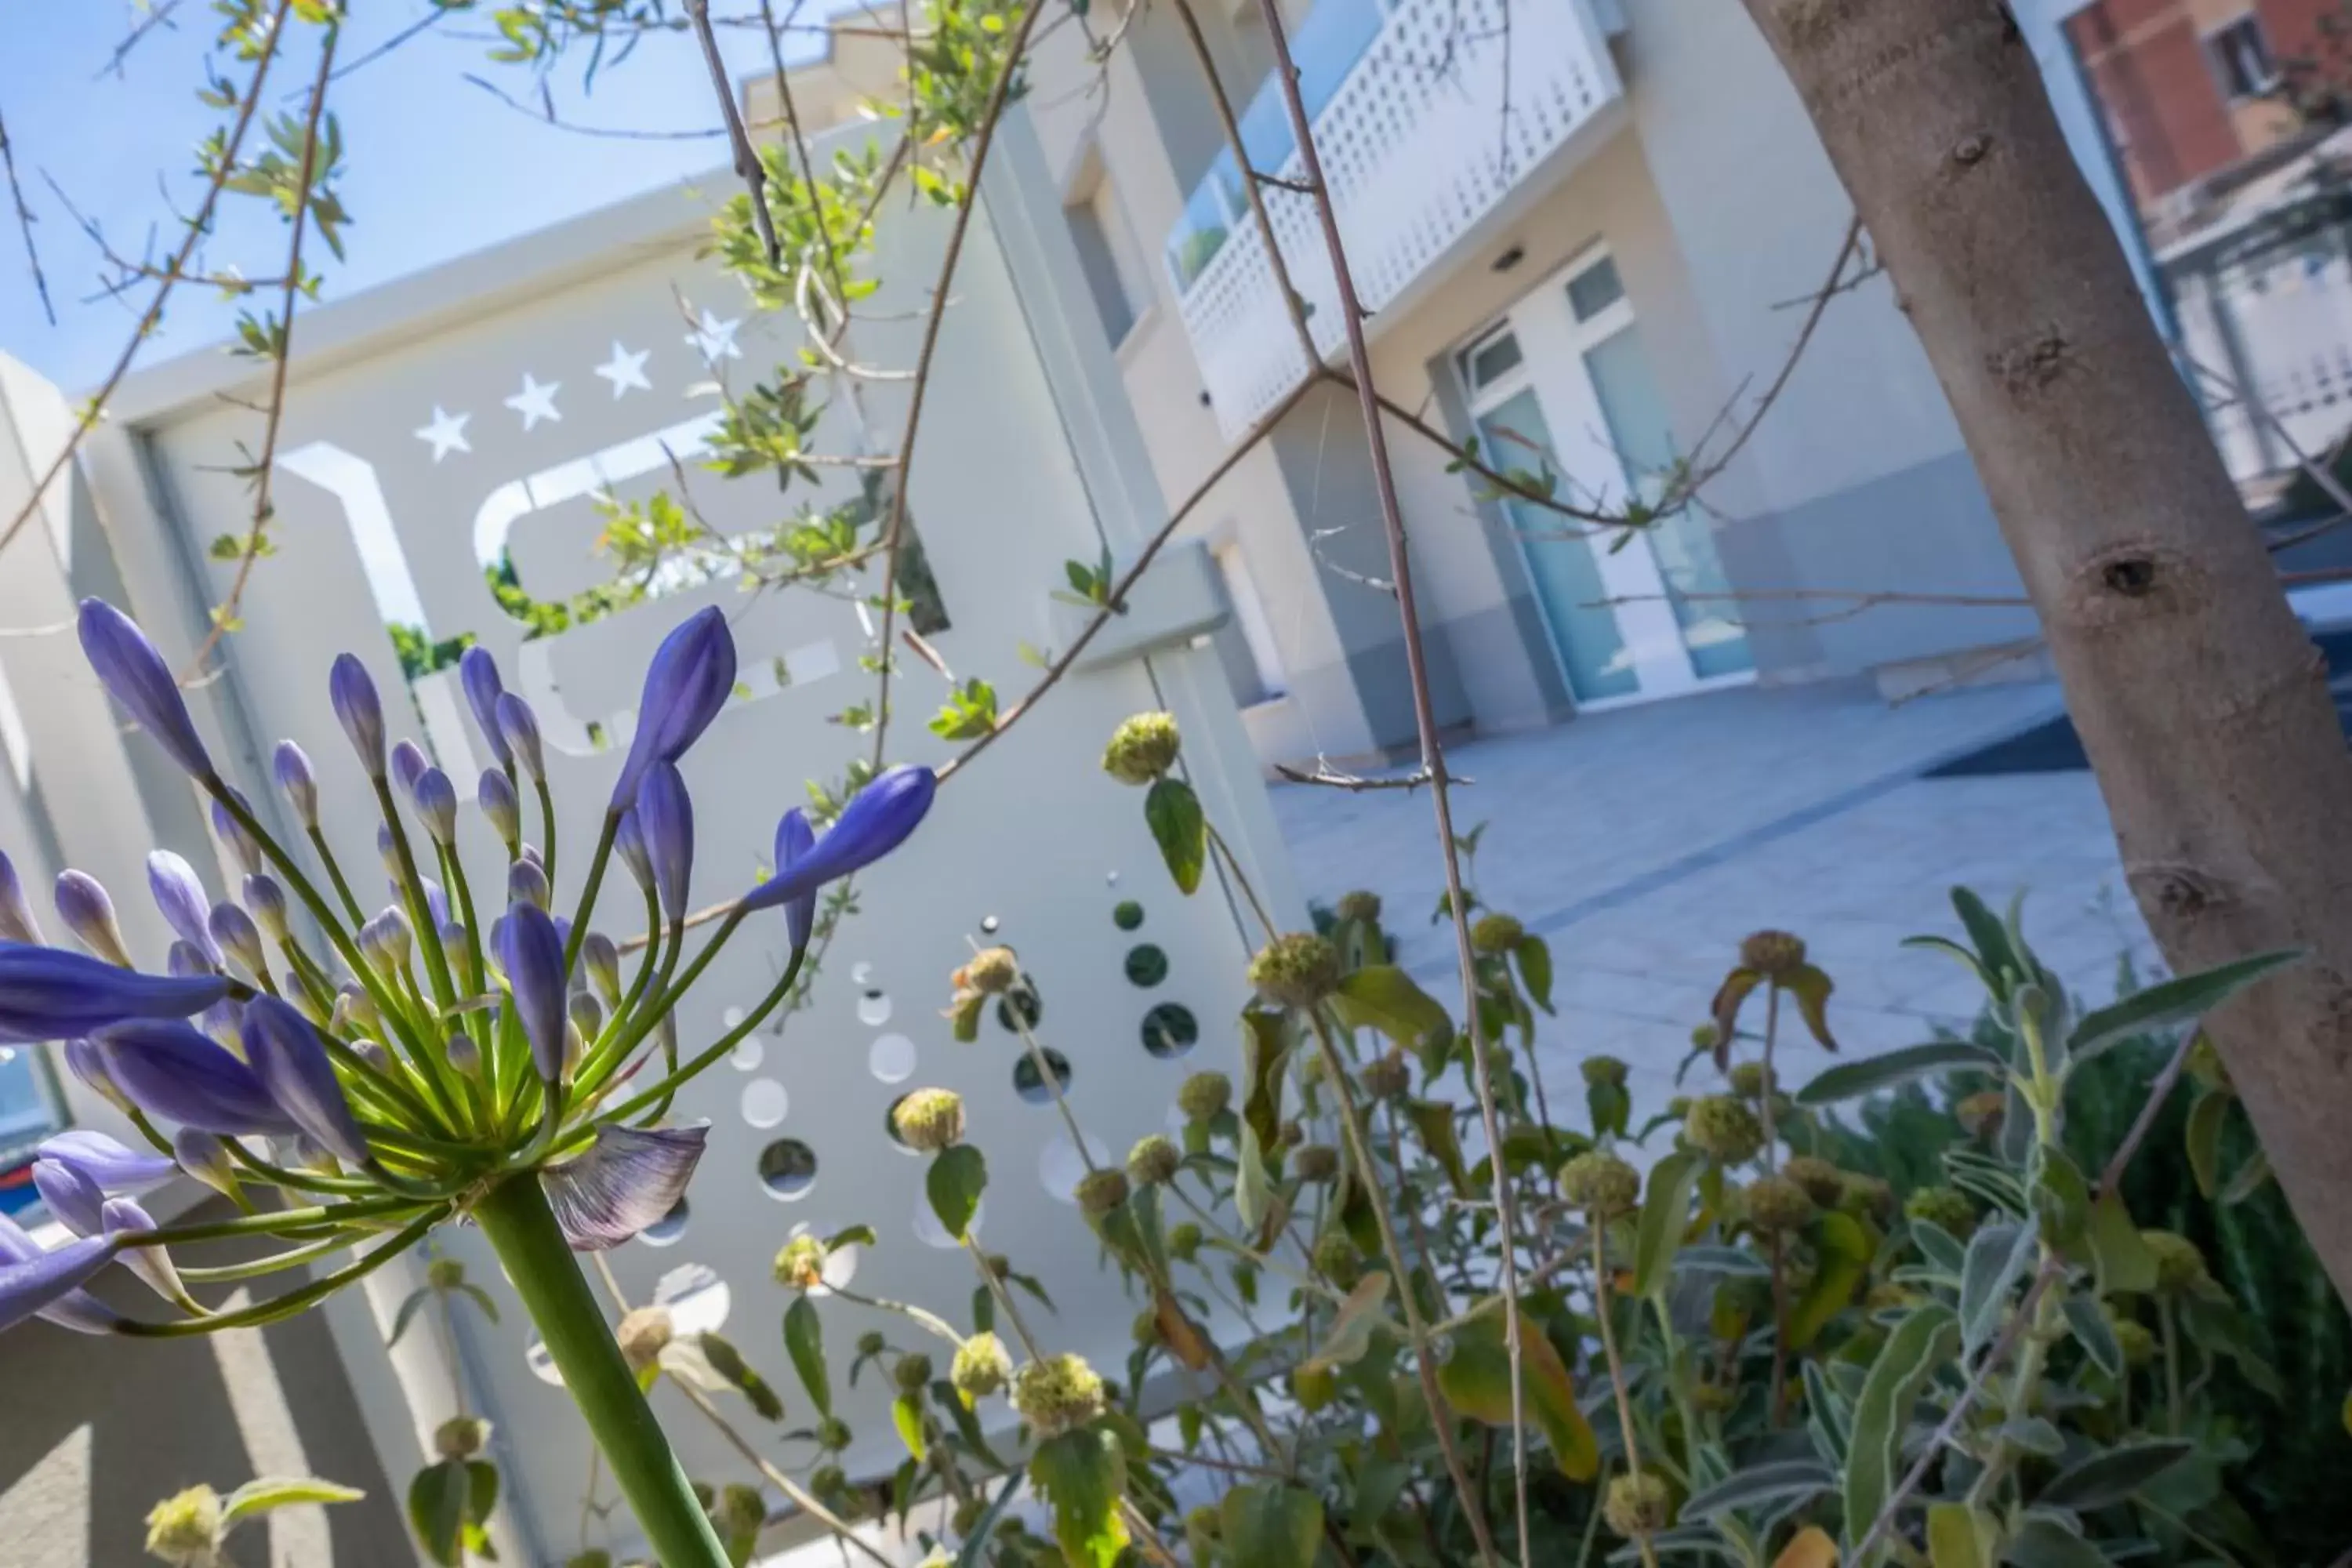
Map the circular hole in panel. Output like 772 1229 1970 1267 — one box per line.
1038 1133 1112 1203
979 915 1001 934
1105 869 1120 885
652 1261 731 1334
996 984 1043 1033
757 1138 818 1200
884 1094 921 1155
525 1334 564 1386
1141 1003 1200 1059
721 1005 746 1030
1112 901 1144 931
851 961 876 986
1124 944 1169 988
914 1192 985 1248
857 989 893 1026
820 1241 859 1294
731 1036 764 1072
639 1196 690 1247
741 1078 789 1129
1014 1048 1073 1104
869 1033 917 1083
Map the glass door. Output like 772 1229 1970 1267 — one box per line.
1457 249 1753 706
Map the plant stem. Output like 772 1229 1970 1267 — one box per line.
473 1174 730 1567
2160 1296 2183 1437
1592 1227 1661 1568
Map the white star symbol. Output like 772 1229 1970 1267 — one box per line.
504 373 563 430
414 406 470 463
685 309 742 364
593 340 652 398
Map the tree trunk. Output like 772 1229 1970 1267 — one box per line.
1739 0 2352 1302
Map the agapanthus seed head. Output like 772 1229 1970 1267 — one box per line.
143 1483 224 1567
1013 1353 1105 1436
615 1305 674 1373
1075 1167 1130 1217
1294 1144 1341 1183
1743 1174 1816 1233
329 654 387 778
893 1352 935 1393
1739 929 1807 978
1559 1151 1642 1216
1361 1051 1412 1100
494 692 545 782
1334 889 1381 923
1177 1071 1232 1121
1603 1472 1671 1538
960 946 1020 995
435 1415 490 1460
53 869 131 966
1683 1094 1765 1165
953 1332 1012 1396
1581 1054 1629 1087
1469 912 1524 954
1101 711 1181 785
891 1088 966 1152
774 1235 828 1290
272 740 320 829
242 873 289 942
1127 1134 1181 1186
1248 932 1341 1009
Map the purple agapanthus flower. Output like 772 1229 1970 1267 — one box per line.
610 608 735 810
0 944 227 1043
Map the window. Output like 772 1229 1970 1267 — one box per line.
1566 254 1627 322
2209 15 2278 100
1066 160 1149 348
1210 543 1286 707
1457 326 1524 394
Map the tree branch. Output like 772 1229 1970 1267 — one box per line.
0 100 53 328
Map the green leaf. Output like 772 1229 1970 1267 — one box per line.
2005 1515 2114 1568
1950 887 2024 995
891 1392 927 1461
1329 967 1453 1051
2220 1147 2272 1205
824 1223 879 1252
1797 1041 2003 1105
1403 1099 1470 1196
2185 1088 2229 1199
2178 1294 2282 1398
2033 1147 2091 1254
1303 1272 1392 1374
1632 1152 1698 1301
1925 1501 1998 1568
1675 1243 1772 1278
456 1283 499 1324
1784 963 1838 1051
1679 1459 1835 1521
2062 1295 2122 1379
1710 967 1762 1052
2038 1439 2194 1511
1844 1303 1958 1562
926 1145 988 1241
386 1287 431 1350
1958 1222 2037 1358
221 1475 365 1527
2086 1192 2156 1297
1787 1209 1871 1351
784 1295 831 1419
1514 935 1553 1012
2067 949 2302 1062
699 1333 784 1421
1234 1123 1271 1231
1144 777 1206 895
407 1461 467 1567
1239 1009 1289 1155
1221 1482 1323 1568
954 1474 1024 1568
1028 1427 1128 1568
1433 1307 1599 1479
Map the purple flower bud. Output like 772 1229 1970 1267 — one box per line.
478 769 521 846
62 1038 129 1112
634 764 694 920
95 1018 295 1135
274 740 320 830
460 645 512 768
242 873 289 942
391 739 428 798
412 768 458 847
612 607 735 809
612 811 652 892
171 1127 240 1201
31 1157 103 1234
568 989 604 1041
742 767 936 940
437 920 470 975
332 983 379 1036
0 851 42 945
329 655 387 779
77 600 211 779
581 931 621 1007
376 824 401 877
0 944 227 1043
446 1030 482 1078
542 1123 709 1250
53 871 132 967
102 1196 188 1306
241 994 370 1167
0 1218 119 1335
495 693 545 782
147 851 220 969
772 809 818 953
506 856 550 910
207 902 265 978
359 907 413 978
496 900 569 1083
36 1130 175 1190
209 789 264 877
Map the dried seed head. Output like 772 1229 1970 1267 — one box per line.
1683 1094 1765 1164
1248 932 1341 1009
1580 1054 1628 1087
1559 1151 1641 1217
1905 1185 1976 1238
1738 929 1806 978
1361 1051 1411 1100
1334 890 1381 923
1074 1167 1130 1218
1743 1174 1816 1233
891 1088 967 1153
1177 1071 1233 1121
1782 1156 1846 1208
1012 1353 1106 1436
1101 711 1181 785
615 1306 673 1374
953 1332 1012 1397
1469 913 1524 955
1294 1143 1341 1183
1603 1472 1672 1537
960 946 1020 995
434 1415 490 1460
1126 1134 1181 1187
774 1236 828 1290
893 1352 935 1393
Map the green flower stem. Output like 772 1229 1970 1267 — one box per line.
473 1173 730 1568
224 1138 378 1196
561 808 622 977
117 1210 442 1337
134 1195 431 1246
586 944 804 1135
2160 1296 2183 1437
372 778 461 1012
307 823 367 926
538 778 564 890
573 905 749 1106
1592 1226 1661 1568
616 884 666 1023
180 1229 376 1283
636 918 688 1123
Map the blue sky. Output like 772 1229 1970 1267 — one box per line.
0 2 851 392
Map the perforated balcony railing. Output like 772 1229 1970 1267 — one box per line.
1164 0 1624 440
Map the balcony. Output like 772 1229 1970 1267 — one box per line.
1164 0 1624 440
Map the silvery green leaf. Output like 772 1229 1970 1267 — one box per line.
2067 949 2302 1065
1796 1040 2003 1105
2063 1295 2122 1379
1910 1218 1968 1277
1674 1244 1771 1278
1958 1221 2037 1358
1679 1458 1835 1521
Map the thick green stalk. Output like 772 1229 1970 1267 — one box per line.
473 1174 728 1568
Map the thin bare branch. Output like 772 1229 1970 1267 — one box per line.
0 0 298 564
686 0 782 265
95 0 187 79
758 0 852 332
459 72 735 139
0 101 53 327
1272 761 1468 793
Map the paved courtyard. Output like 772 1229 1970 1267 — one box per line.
1269 679 2159 1112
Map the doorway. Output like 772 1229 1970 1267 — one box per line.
1457 247 1754 707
